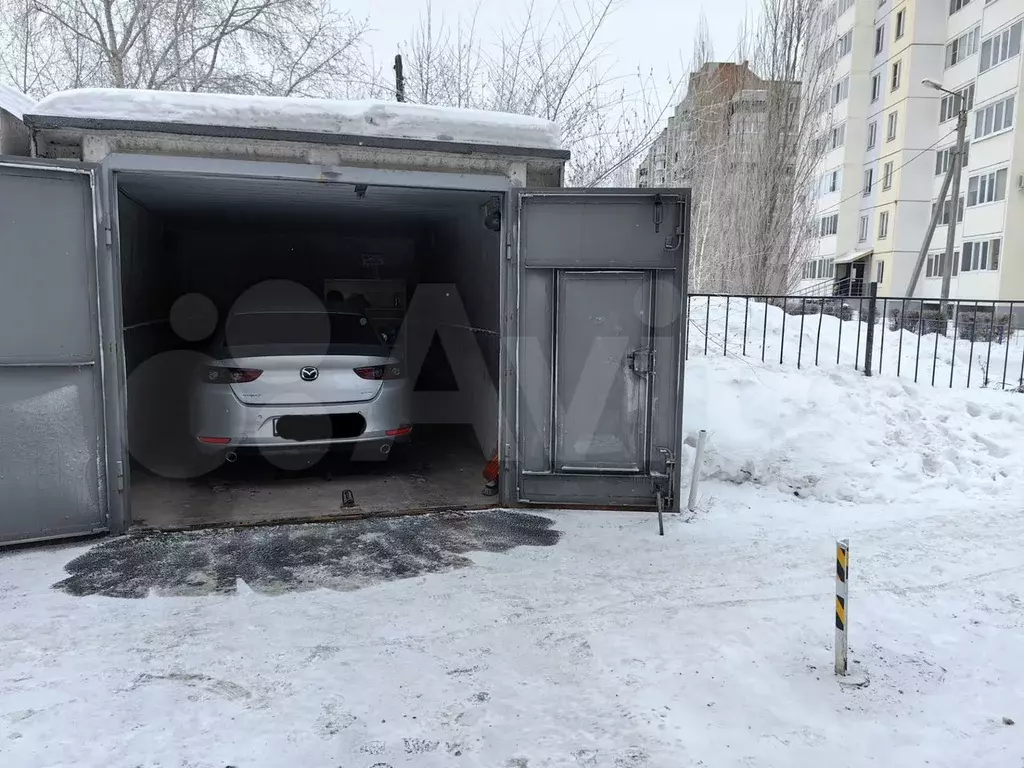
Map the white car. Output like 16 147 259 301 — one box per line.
191 308 410 462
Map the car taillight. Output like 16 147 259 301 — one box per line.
203 366 263 384
354 364 402 380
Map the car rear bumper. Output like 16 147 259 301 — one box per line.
192 382 409 451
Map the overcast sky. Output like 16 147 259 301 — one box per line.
345 0 754 106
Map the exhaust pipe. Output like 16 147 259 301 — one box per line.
225 451 238 463
379 443 391 455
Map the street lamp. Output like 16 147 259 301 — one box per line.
923 77 968 313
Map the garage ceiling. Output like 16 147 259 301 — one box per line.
116 172 497 224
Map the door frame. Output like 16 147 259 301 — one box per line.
502 187 690 511
98 153 520 529
0 155 118 542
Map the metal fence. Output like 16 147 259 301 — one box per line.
686 289 1024 391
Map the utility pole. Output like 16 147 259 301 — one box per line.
907 79 968 304
394 54 406 103
906 152 955 296
940 91 968 314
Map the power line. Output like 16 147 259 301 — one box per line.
814 126 958 219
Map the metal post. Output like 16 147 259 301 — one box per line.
863 282 879 377
940 94 968 314
907 145 957 297
687 430 708 512
394 54 406 102
835 538 849 676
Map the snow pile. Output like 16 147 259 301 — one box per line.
0 84 34 120
688 296 1024 391
684 343 1024 506
28 89 563 150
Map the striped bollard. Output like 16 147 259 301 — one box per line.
835 538 849 676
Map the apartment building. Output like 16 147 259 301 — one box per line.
803 0 1024 300
636 62 778 188
637 62 801 292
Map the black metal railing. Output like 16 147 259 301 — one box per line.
686 290 1024 391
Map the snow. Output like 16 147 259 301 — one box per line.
0 84 34 120
2 301 1024 767
28 88 563 150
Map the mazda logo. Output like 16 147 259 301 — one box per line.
299 366 319 382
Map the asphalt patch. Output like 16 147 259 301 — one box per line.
53 510 561 598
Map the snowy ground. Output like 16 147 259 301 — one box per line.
688 296 1024 392
3 352 1024 767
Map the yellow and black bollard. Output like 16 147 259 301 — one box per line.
835 538 849 676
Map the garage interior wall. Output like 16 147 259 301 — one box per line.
431 203 501 456
167 226 417 314
118 192 171 376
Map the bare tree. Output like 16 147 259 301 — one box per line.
397 0 682 186
0 0 370 98
672 0 834 294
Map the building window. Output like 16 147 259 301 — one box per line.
822 167 842 195
820 213 839 236
895 9 906 40
875 25 885 55
932 196 965 224
838 0 855 13
832 77 850 105
883 161 894 190
975 95 1015 139
935 142 970 175
962 238 1002 271
939 84 975 122
867 121 878 148
980 21 1023 73
859 215 869 242
831 122 846 149
967 168 1008 205
837 30 853 58
946 27 980 67
950 0 973 13
927 251 960 278
803 259 836 280
863 168 874 196
871 74 881 102
887 111 898 141
891 60 902 91
878 210 890 239
876 260 885 283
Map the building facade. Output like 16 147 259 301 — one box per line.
637 62 801 293
636 62 770 190
803 0 1024 300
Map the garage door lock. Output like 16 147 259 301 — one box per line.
628 347 653 376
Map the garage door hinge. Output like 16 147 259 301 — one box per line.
115 460 124 492
103 215 113 246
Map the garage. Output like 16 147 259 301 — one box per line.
0 89 688 542
116 172 506 528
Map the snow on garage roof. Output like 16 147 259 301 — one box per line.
28 88 564 152
0 84 35 120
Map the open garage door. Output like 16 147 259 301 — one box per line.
509 189 688 512
0 160 108 544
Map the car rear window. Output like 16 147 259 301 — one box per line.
225 312 382 347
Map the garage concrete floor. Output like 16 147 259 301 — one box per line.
129 426 495 530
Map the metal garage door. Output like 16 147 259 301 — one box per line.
0 161 108 543
507 189 689 512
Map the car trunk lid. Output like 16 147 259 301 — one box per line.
215 352 394 407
